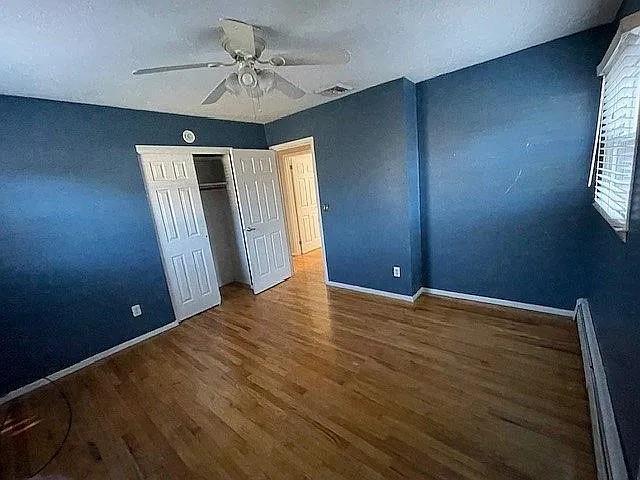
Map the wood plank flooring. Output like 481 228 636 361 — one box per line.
1 250 595 479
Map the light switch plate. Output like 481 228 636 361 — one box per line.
131 304 142 317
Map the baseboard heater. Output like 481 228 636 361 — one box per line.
574 299 628 480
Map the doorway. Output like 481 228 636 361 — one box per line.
271 137 328 282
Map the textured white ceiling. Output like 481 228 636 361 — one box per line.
0 0 621 123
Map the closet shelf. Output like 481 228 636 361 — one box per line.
199 182 227 191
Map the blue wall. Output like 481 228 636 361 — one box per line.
403 80 423 294
0 95 266 395
587 0 640 475
617 0 640 19
416 26 613 310
265 79 421 296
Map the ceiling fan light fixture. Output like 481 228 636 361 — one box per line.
269 56 286 67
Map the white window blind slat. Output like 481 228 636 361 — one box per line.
590 33 640 237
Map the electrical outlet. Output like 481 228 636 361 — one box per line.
393 266 401 278
131 304 142 317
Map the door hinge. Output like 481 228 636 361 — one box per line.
289 164 293 170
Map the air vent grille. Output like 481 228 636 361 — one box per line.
316 83 353 97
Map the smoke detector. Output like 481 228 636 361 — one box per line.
315 83 354 97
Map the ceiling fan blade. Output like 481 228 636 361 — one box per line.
201 78 228 105
132 61 230 75
272 73 305 99
220 18 257 58
268 50 351 67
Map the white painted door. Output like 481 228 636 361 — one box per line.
290 152 322 253
140 153 220 321
230 149 292 293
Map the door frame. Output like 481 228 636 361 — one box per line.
136 146 230 155
270 137 329 284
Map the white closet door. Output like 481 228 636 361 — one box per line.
140 152 220 321
290 152 322 253
230 149 292 294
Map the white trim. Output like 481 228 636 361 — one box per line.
575 299 629 480
411 288 422 302
270 137 330 284
419 287 574 317
135 145 231 155
0 321 179 405
327 281 417 302
270 137 315 151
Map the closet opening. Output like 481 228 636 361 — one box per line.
137 145 294 321
193 154 252 289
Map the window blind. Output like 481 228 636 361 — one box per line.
590 33 640 237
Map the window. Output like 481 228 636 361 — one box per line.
590 23 640 240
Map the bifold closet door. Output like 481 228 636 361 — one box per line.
230 149 292 294
140 152 220 321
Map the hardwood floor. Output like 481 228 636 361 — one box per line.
1 250 595 479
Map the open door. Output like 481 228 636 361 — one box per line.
230 149 292 293
139 152 221 321
290 151 322 253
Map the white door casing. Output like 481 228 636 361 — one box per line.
290 151 322 253
230 149 292 293
139 152 221 321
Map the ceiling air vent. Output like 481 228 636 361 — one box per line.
315 83 353 97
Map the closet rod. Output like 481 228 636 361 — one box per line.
199 182 227 191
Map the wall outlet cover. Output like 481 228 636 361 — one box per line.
131 304 142 317
393 266 401 278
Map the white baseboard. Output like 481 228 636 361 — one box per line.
575 299 628 480
0 321 179 405
411 288 422 303
419 287 574 317
326 281 419 302
324 281 574 316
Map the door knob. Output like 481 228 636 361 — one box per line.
245 226 256 232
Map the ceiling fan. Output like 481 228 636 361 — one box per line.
133 19 351 106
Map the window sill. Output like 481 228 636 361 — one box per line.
593 202 628 242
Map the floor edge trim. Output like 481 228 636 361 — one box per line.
0 321 180 405
420 287 574 317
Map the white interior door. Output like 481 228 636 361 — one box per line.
230 149 292 294
140 152 221 321
290 152 322 253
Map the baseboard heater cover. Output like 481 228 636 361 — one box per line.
575 298 628 480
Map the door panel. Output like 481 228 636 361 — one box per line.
230 149 292 294
290 152 322 253
140 153 221 321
